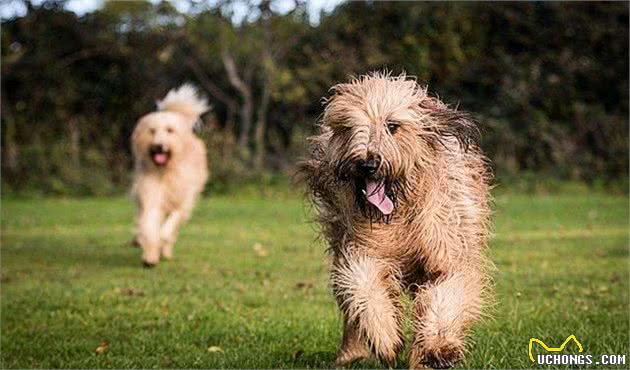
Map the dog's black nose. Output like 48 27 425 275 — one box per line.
357 158 379 176
150 144 164 153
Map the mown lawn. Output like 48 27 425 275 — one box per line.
1 192 628 369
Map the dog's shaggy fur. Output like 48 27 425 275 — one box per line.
131 84 209 267
298 73 493 368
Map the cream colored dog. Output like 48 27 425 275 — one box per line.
131 84 209 267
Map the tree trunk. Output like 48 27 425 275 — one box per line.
68 118 80 165
253 1 274 170
2 113 19 172
254 76 272 170
221 51 254 151
184 56 238 119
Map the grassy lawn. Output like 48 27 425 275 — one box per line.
1 192 628 368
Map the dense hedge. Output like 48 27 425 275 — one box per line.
2 1 627 195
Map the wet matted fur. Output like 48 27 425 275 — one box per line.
298 72 493 368
131 84 209 267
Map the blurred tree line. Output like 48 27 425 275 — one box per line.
1 0 628 195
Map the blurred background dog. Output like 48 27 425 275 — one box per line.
131 84 209 267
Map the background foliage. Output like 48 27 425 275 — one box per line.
2 1 628 195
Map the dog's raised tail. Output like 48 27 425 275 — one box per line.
157 84 209 120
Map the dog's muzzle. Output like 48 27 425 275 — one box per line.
149 144 170 166
357 158 380 177
352 156 395 217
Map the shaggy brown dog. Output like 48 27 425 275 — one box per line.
131 84 209 267
299 73 492 368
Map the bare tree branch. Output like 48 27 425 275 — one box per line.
221 50 252 100
221 50 254 148
184 55 237 110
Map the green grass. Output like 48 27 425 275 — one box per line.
1 192 628 368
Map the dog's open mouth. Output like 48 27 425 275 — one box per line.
364 180 394 215
150 146 170 166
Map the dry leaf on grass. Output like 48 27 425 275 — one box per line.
253 243 268 257
207 346 224 353
95 342 109 355
293 349 304 360
120 288 144 297
295 282 313 290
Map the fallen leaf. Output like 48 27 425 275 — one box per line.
253 243 268 257
95 342 109 355
293 349 304 360
120 288 145 297
161 356 172 366
295 282 313 290
207 346 223 353
611 273 621 283
236 284 247 293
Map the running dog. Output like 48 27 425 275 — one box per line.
131 84 209 267
299 72 493 368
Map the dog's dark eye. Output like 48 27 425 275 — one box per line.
149 128 156 135
386 120 401 134
166 127 174 134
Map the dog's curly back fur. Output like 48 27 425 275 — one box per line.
156 83 210 121
298 72 493 368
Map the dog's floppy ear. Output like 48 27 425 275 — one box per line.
130 119 149 158
320 82 359 128
420 96 481 152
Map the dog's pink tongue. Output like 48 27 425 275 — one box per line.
153 153 168 165
366 181 394 215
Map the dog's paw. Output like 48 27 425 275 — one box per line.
142 254 160 268
161 246 173 260
161 254 173 261
409 334 465 369
142 260 157 268
333 349 369 368
142 248 161 268
423 350 462 369
418 344 463 369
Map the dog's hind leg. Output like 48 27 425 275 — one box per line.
332 253 403 367
131 199 142 248
334 320 371 367
408 269 484 369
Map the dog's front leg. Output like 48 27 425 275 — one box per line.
409 269 484 369
138 206 164 267
331 253 403 367
159 210 184 260
160 197 195 259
